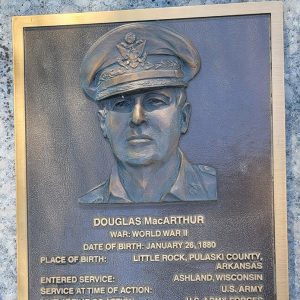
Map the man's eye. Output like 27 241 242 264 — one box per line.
112 99 132 112
115 101 128 107
148 98 165 105
144 97 169 111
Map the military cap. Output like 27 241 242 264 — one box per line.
80 23 200 101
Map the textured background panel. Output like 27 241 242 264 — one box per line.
24 15 273 299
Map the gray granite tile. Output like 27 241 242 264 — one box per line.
0 0 299 299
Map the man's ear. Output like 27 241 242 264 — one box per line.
97 109 108 138
180 102 191 134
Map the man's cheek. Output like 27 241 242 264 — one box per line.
149 113 173 130
151 108 179 127
107 115 128 133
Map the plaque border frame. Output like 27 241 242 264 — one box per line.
13 2 288 299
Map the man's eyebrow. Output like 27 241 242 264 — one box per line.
144 91 170 98
113 94 126 100
108 95 128 104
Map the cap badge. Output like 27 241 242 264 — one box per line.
116 32 147 69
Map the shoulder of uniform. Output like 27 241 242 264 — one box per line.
197 164 216 176
78 180 109 204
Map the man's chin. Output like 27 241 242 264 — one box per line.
125 156 156 166
120 151 160 166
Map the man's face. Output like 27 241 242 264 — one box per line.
99 87 191 166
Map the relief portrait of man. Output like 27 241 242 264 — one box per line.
79 23 217 204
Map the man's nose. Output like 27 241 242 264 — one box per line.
131 100 146 125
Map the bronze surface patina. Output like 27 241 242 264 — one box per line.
13 3 288 299
79 23 217 203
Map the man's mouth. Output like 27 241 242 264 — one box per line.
127 134 153 145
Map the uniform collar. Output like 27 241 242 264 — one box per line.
168 150 191 200
109 164 131 202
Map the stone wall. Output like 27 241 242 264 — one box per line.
0 0 299 299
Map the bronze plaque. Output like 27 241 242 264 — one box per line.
14 2 288 300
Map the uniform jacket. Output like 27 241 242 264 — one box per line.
79 150 217 203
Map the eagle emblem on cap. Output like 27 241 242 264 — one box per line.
116 32 147 69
